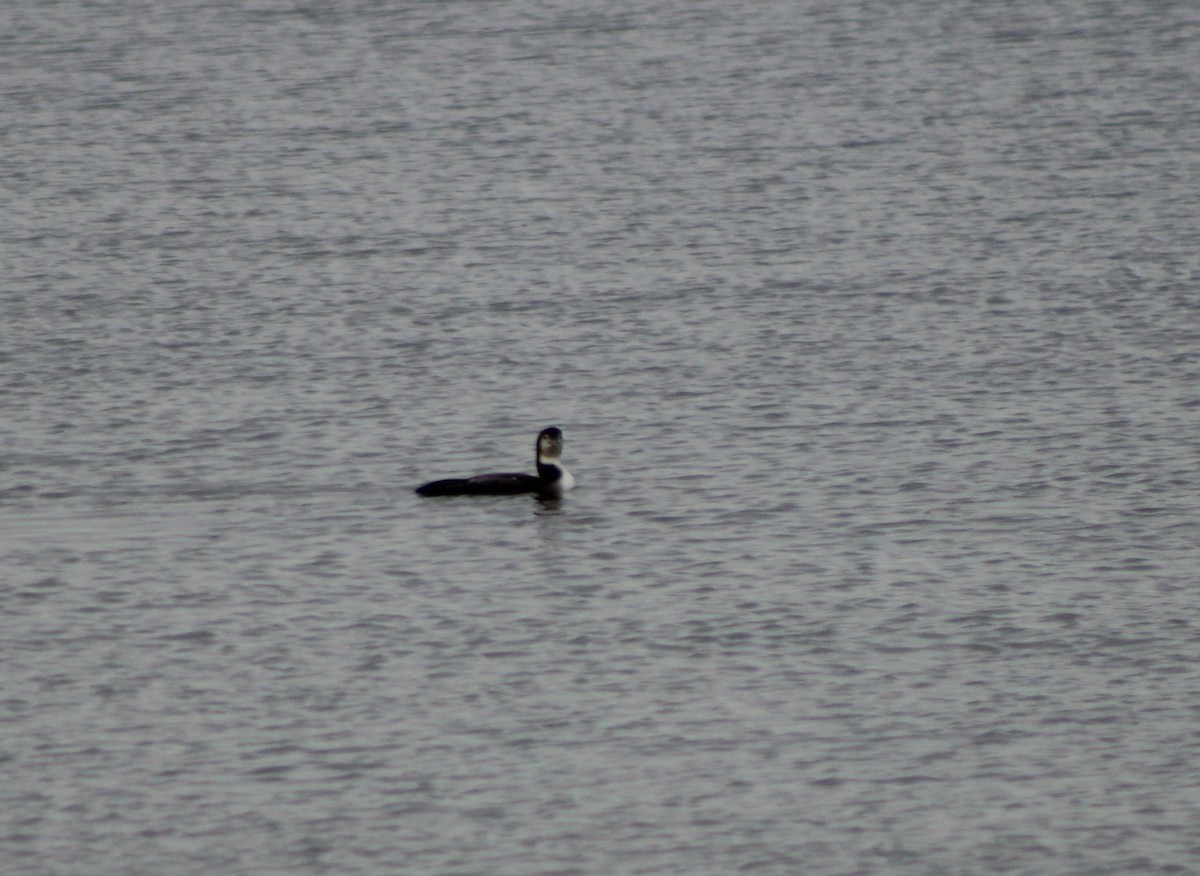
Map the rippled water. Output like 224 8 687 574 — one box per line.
4 1 1199 874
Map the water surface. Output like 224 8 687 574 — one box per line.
3 1 1199 874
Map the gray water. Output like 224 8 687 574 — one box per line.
3 1 1199 874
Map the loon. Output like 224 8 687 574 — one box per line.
415 426 576 498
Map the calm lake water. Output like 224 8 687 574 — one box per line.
3 1 1199 874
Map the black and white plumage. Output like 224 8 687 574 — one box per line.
414 427 576 498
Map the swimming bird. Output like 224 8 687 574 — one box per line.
414 426 576 497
